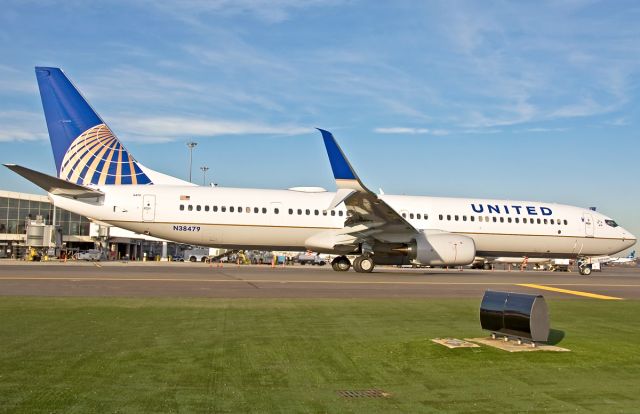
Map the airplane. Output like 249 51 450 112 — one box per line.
610 250 637 264
592 250 637 266
4 67 637 276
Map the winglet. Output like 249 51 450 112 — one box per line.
317 129 367 192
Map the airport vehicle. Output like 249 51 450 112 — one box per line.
74 249 102 261
472 256 572 271
5 67 637 275
182 247 210 262
295 252 327 266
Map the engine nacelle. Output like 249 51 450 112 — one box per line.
410 232 476 266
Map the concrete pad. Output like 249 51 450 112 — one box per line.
431 338 480 349
466 337 570 352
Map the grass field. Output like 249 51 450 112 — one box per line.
1 297 639 413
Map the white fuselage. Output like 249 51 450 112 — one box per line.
51 185 636 258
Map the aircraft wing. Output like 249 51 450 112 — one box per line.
4 164 104 200
318 129 418 244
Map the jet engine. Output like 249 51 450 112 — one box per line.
402 231 476 266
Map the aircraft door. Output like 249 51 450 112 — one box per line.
142 195 156 221
583 213 594 237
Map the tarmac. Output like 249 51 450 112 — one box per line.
1 260 639 300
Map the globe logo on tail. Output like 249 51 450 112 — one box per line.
59 124 152 185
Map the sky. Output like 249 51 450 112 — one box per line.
0 0 639 248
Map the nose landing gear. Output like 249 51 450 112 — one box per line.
578 263 592 276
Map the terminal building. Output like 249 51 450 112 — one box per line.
0 189 185 260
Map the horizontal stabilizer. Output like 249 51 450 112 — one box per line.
4 164 104 199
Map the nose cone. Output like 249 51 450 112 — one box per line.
621 227 637 250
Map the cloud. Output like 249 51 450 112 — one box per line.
520 127 568 133
607 117 629 126
0 111 47 142
142 0 346 24
374 127 449 136
548 97 614 119
114 116 312 142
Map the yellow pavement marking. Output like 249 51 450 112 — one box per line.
517 283 623 300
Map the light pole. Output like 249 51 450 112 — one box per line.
200 166 210 185
186 141 198 183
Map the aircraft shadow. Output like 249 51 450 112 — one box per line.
547 328 565 345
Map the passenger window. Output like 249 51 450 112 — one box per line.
254 207 259 213
305 209 310 215
410 213 414 219
463 216 467 221
485 216 489 222
339 211 344 216
455 215 459 221
550 219 554 225
402 213 407 218
213 206 218 212
188 205 193 211
288 208 293 215
544 219 548 224
230 206 235 213
417 214 421 219
196 205 201 211
507 217 511 223
322 210 327 216
470 216 474 222
424 214 428 220
492 217 497 223
331 211 336 216
439 214 443 220
314 209 319 216
205 206 210 212
499 217 504 223
179 205 184 211
447 215 451 221
262 208 267 214
537 218 541 224
564 220 568 225
297 209 302 215
274 208 279 214
515 218 519 223
478 216 483 222
238 206 243 213
222 206 226 212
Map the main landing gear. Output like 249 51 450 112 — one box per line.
331 256 350 271
331 255 375 273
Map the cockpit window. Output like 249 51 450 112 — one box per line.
605 219 619 228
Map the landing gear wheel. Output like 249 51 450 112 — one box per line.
579 265 592 276
483 263 492 271
331 256 351 272
353 256 374 273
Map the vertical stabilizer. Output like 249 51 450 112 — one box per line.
35 67 152 185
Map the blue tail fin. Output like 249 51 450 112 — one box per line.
35 67 152 185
